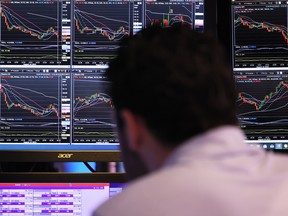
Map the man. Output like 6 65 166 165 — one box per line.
94 24 288 216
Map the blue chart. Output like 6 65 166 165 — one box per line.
72 74 117 143
145 1 193 27
233 4 288 68
0 0 68 65
0 74 62 143
73 0 131 65
235 75 288 140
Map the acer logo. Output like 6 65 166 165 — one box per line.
58 153 73 159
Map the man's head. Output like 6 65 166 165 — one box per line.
108 24 238 179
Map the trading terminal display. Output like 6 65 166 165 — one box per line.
231 0 288 149
232 1 288 68
235 70 288 141
144 0 204 31
0 0 204 149
73 0 132 66
0 0 71 66
0 183 125 215
0 73 69 143
72 71 117 143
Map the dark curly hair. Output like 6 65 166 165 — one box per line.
107 24 238 147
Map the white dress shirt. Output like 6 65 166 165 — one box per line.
94 126 288 216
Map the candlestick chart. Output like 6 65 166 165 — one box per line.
73 0 130 65
236 77 288 139
72 75 117 143
233 5 288 68
0 0 65 65
0 75 62 143
145 3 193 27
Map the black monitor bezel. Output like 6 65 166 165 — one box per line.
204 0 217 38
215 0 232 63
0 172 127 183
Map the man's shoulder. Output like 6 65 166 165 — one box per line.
94 166 186 216
93 145 288 216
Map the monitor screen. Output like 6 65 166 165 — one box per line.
231 0 288 150
0 173 126 215
0 0 207 161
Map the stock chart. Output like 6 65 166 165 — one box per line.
235 71 288 141
73 0 131 66
0 74 65 143
0 0 70 66
144 0 203 31
233 3 288 68
145 0 193 27
72 73 117 143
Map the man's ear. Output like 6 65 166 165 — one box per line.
120 110 143 152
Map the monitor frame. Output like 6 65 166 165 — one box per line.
216 0 288 151
0 150 121 162
0 0 217 162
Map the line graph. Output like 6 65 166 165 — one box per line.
235 75 288 140
73 0 131 66
0 5 58 40
72 74 117 143
0 74 62 143
237 80 288 117
235 15 288 44
75 13 128 41
238 81 288 111
74 92 113 115
0 0 69 66
233 5 288 68
145 2 193 27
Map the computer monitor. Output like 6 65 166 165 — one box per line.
0 173 126 215
227 0 288 150
0 0 214 162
